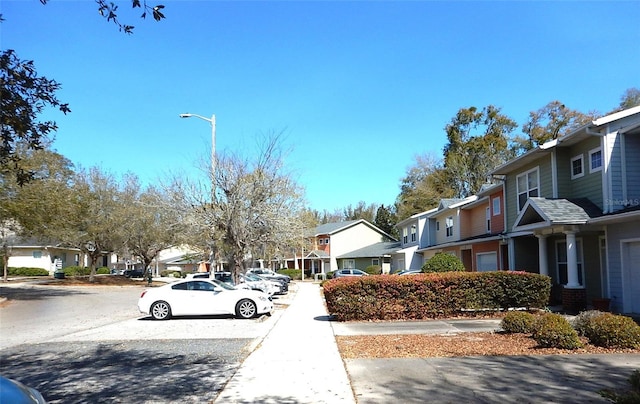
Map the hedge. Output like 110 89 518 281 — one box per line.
6 267 50 276
323 271 551 321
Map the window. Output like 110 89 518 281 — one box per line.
325 238 330 245
589 148 602 173
516 168 539 211
436 221 440 231
486 207 491 233
556 239 584 286
402 227 408 244
410 224 417 242
445 216 453 237
32 251 42 259
343 259 355 269
492 196 501 216
318 238 324 245
372 258 380 266
571 154 584 179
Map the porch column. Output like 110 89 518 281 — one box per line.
535 234 549 276
562 230 586 313
565 230 580 288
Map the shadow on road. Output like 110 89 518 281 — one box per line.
0 339 250 403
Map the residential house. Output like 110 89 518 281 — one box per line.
337 241 401 274
286 219 396 275
491 106 640 313
393 208 437 272
5 239 112 274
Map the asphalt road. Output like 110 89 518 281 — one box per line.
0 281 283 403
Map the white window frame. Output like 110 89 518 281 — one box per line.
372 258 380 267
571 154 584 179
402 227 408 244
516 167 539 212
325 238 330 245
343 259 355 269
410 224 417 242
589 147 602 173
486 207 491 233
318 238 324 245
492 196 501 216
445 216 454 237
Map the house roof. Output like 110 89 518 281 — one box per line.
492 106 640 175
310 219 397 241
513 197 603 231
305 249 330 259
337 241 401 259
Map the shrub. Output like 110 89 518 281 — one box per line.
277 268 301 280
572 310 606 337
96 267 110 275
532 313 583 349
364 265 381 275
583 313 640 349
422 253 465 273
7 267 49 276
61 266 91 276
501 311 537 334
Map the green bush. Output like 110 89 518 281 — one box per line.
96 267 110 274
583 313 640 349
323 271 550 321
421 253 465 273
7 267 49 276
572 310 606 337
277 268 302 280
364 265 381 275
532 313 582 349
501 311 537 334
62 266 91 276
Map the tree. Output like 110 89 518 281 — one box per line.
343 201 378 222
520 101 595 149
119 174 183 275
1 50 70 185
615 87 640 112
38 0 166 34
374 204 397 238
395 153 453 220
0 146 75 280
183 132 306 283
442 105 518 198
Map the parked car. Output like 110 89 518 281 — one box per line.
246 268 291 283
137 278 273 320
394 269 423 275
124 268 145 278
0 375 47 404
333 269 368 278
186 272 211 279
240 273 280 296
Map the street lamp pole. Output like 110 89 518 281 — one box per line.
180 112 217 271
179 113 216 177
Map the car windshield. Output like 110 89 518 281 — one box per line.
244 273 262 281
211 279 235 290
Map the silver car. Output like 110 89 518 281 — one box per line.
333 269 368 278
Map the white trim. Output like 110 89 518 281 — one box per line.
588 147 603 174
516 166 540 212
492 196 501 216
551 150 558 198
621 131 627 203
570 154 584 180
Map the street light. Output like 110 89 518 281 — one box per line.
179 113 216 176
180 112 217 272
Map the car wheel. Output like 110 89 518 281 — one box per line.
150 301 171 320
235 299 257 319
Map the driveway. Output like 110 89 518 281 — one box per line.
0 280 286 403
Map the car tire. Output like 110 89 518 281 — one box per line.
150 301 171 320
235 299 257 319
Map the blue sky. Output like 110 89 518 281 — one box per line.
2 1 638 212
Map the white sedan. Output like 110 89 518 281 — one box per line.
138 279 273 320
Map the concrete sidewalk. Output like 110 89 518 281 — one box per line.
214 281 355 403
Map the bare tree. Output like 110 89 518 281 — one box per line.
181 132 305 282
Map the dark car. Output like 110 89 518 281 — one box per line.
246 268 291 284
124 268 145 278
